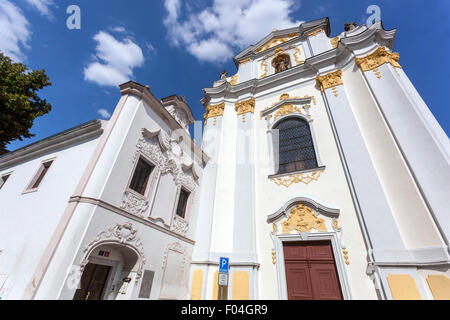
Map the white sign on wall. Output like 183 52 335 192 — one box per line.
218 273 228 287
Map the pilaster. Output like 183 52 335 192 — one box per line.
355 47 450 250
317 69 407 262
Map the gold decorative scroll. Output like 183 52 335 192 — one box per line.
282 203 326 234
307 28 323 37
273 93 303 105
332 218 340 231
235 98 255 115
256 33 297 53
274 104 304 120
316 69 343 92
204 102 225 125
330 36 339 48
355 47 401 72
270 169 324 187
259 59 268 79
293 47 304 65
230 74 239 86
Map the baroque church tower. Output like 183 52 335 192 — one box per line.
189 18 450 300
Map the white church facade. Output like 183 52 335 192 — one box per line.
0 18 449 300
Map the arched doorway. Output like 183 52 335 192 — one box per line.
73 243 140 300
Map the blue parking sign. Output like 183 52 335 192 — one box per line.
219 257 229 273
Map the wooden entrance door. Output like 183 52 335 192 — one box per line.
283 241 343 300
73 263 111 300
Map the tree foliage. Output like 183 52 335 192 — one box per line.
0 52 52 150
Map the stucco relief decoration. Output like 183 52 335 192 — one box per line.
235 98 255 123
330 36 340 48
355 47 401 72
259 59 269 79
316 69 343 92
293 47 304 65
261 93 313 127
170 215 189 237
167 105 189 129
274 104 302 120
204 102 225 126
160 242 187 299
229 74 239 86
162 242 186 268
122 130 197 221
270 169 324 187
121 191 149 218
255 33 297 53
82 222 146 281
282 204 327 234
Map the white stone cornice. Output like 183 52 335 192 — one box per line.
233 18 331 66
260 97 312 118
120 81 210 166
0 120 104 171
202 21 396 104
266 196 340 224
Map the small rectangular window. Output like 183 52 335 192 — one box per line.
28 160 53 190
129 158 154 195
0 174 11 190
176 189 190 219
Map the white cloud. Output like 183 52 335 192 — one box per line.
97 108 112 119
84 31 145 87
25 0 56 19
110 26 126 33
163 0 303 64
0 1 31 62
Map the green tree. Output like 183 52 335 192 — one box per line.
0 52 52 151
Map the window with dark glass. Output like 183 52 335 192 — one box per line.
274 118 318 174
176 189 190 218
129 158 154 195
28 160 53 190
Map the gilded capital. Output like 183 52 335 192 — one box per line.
316 69 343 92
235 98 255 115
355 47 401 72
204 102 225 121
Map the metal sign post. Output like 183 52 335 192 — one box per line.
218 257 229 300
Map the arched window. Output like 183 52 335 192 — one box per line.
274 118 318 174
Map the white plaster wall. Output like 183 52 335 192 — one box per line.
209 102 237 254
0 136 100 299
252 81 378 300
342 63 444 249
35 91 202 300
52 206 194 300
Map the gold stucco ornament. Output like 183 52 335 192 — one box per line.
235 98 255 123
282 203 327 234
255 33 297 53
316 69 343 92
204 102 225 125
355 46 401 72
270 169 323 187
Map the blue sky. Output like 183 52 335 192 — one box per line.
2 0 449 151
